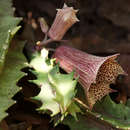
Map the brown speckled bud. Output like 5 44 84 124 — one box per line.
48 3 79 41
53 45 126 109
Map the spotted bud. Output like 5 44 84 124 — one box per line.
48 3 79 41
53 45 126 109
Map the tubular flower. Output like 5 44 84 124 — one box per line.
48 3 79 41
53 45 126 109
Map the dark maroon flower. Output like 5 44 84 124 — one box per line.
53 45 126 109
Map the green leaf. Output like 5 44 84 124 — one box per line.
30 49 60 116
0 41 27 122
67 102 81 120
92 96 130 129
0 0 22 73
126 99 130 107
30 48 80 120
63 114 106 130
33 79 60 116
49 65 77 112
0 0 23 122
30 49 54 73
66 84 130 129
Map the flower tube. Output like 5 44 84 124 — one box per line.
53 45 126 109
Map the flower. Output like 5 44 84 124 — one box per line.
53 45 126 109
48 3 79 41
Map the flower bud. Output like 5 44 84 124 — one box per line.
48 3 79 41
53 45 126 109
